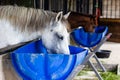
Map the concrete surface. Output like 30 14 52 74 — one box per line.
99 41 120 65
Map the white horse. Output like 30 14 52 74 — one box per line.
0 6 70 54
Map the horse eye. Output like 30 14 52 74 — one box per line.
50 29 53 32
56 33 64 40
59 36 64 40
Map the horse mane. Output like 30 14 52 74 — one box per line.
0 6 69 32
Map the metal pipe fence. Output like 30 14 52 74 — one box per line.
0 0 119 18
0 0 34 7
0 0 94 14
37 0 95 14
101 0 120 18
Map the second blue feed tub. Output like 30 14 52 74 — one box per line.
71 26 108 47
11 40 88 80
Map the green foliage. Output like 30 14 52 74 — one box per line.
101 72 120 80
77 70 120 80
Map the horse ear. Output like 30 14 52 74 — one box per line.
56 11 63 22
64 12 71 19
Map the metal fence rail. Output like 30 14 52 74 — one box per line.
101 0 120 18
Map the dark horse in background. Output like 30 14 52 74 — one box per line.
67 11 98 32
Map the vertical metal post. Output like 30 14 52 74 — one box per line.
98 0 102 15
80 0 83 12
34 0 40 9
76 0 82 12
54 0 58 12
87 0 89 14
76 0 80 12
115 0 116 18
93 0 96 15
44 0 49 10
111 0 112 18
106 0 108 18
68 0 71 11
82 0 85 13
63 0 67 14
119 0 120 18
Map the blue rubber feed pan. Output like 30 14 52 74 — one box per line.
11 40 88 80
71 26 108 47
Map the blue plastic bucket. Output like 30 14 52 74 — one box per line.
11 40 88 80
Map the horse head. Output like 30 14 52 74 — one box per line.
41 12 70 54
67 11 98 32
